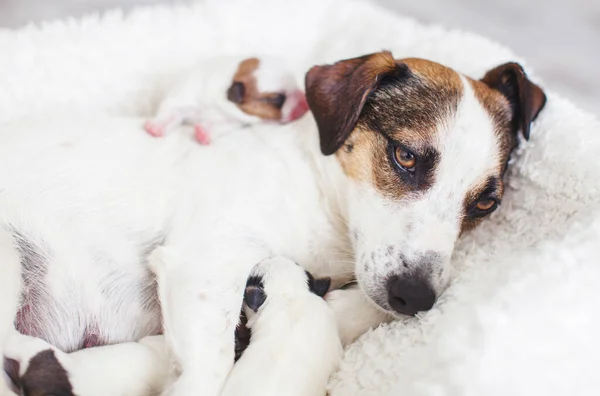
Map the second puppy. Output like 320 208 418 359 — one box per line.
221 257 343 396
144 55 309 144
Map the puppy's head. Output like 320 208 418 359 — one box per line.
226 57 309 124
243 258 332 315
306 51 546 317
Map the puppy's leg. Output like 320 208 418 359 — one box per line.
188 110 245 145
326 286 394 346
3 331 70 396
5 332 172 396
145 105 202 138
0 230 21 396
150 243 269 396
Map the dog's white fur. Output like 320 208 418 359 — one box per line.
144 55 306 143
4 332 169 396
0 69 498 395
221 257 343 396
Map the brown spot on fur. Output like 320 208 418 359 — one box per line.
308 52 546 232
360 58 462 144
306 51 398 155
335 57 461 201
21 350 74 396
227 58 284 121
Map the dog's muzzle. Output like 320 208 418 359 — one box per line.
386 274 436 316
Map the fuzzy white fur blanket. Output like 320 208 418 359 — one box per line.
1 0 599 395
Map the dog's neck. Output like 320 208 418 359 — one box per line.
296 114 352 227
283 115 355 282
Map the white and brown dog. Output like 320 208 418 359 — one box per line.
0 51 546 396
144 55 309 144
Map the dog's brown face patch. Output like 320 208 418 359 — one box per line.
305 52 547 315
337 59 462 203
226 58 286 121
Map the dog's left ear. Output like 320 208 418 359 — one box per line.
305 51 402 155
481 63 547 140
305 271 331 297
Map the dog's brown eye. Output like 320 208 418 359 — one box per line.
476 198 496 211
395 147 416 170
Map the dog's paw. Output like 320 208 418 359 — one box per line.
193 124 211 145
144 120 167 138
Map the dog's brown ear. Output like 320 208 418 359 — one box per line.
305 51 400 155
481 63 546 140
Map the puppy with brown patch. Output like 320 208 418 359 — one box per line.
144 55 309 144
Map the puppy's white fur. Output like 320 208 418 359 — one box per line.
221 257 343 396
4 331 170 396
144 55 306 143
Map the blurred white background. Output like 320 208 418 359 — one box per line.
0 0 598 115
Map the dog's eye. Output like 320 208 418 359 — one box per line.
261 94 286 109
476 198 497 212
394 147 416 171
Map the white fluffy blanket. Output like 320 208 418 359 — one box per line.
1 0 599 394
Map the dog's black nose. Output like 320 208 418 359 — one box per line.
386 275 436 315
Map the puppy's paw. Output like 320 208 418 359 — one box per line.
193 124 211 145
144 120 167 138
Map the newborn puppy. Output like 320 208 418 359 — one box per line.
144 55 309 144
3 332 170 396
220 257 343 396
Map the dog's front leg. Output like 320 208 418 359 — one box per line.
150 242 269 396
